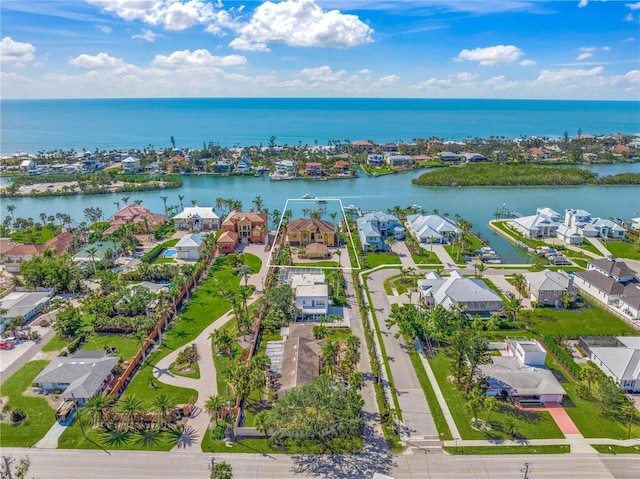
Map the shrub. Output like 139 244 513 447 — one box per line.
10 409 27 424
543 336 582 378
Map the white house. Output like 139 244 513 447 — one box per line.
573 258 637 307
556 224 583 245
173 206 221 231
417 271 504 314
122 156 141 174
580 336 640 392
290 273 328 320
175 233 205 261
19 159 36 171
356 211 404 251
631 218 640 230
590 218 626 239
480 338 566 404
536 207 561 222
564 208 592 229
619 284 640 320
588 258 636 283
406 214 461 244
512 214 558 238
235 156 253 174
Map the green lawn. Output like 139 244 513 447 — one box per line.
11 226 56 244
169 360 200 379
492 221 547 248
201 433 362 454
0 360 56 447
578 238 601 256
41 334 69 352
429 352 564 441
605 241 640 260
592 444 640 454
524 305 638 338
383 274 417 295
412 251 442 266
58 422 181 451
81 334 141 362
444 445 570 455
364 253 401 268
243 253 262 273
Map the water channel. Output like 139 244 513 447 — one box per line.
3 162 639 264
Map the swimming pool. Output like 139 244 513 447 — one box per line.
162 248 177 258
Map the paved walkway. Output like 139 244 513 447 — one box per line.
431 244 458 270
35 421 67 449
587 237 613 257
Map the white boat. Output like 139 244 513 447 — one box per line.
476 246 502 264
302 193 314 199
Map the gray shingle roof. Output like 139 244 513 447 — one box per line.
34 356 118 400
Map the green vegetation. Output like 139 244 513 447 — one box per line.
243 253 262 273
526 306 637 338
444 445 570 455
606 240 640 260
591 444 640 454
362 253 402 268
81 334 141 362
11 225 56 243
412 163 640 187
0 361 56 447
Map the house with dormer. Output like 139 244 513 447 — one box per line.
220 210 267 245
407 214 461 244
573 258 637 307
285 218 335 247
356 211 404 251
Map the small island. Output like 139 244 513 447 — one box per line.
412 163 640 187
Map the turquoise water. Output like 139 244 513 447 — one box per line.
2 98 639 155
162 248 177 258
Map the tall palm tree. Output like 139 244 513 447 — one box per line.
178 195 185 209
81 393 113 428
121 196 130 206
86 247 98 275
160 196 168 217
204 394 226 422
252 195 263 212
6 204 16 223
513 273 526 299
254 411 270 438
116 394 145 432
151 394 176 428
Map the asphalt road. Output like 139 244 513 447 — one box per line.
3 447 640 479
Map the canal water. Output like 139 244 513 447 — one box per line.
3 163 639 264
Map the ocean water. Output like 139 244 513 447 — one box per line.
1 98 639 155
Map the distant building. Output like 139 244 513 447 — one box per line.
104 205 166 236
122 156 141 174
406 214 461 244
175 233 205 261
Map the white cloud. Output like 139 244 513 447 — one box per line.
69 52 139 74
579 46 597 53
577 52 593 61
152 49 246 68
624 13 635 22
228 37 270 52
371 74 399 88
484 75 518 91
519 59 536 66
454 72 478 81
627 2 640 11
132 29 161 42
359 68 371 75
535 66 604 84
299 65 346 82
408 78 453 90
87 0 230 31
578 0 589 7
233 0 373 49
624 69 640 83
623 37 636 42
1 37 36 64
456 45 524 66
96 24 112 33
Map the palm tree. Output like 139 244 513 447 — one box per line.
484 396 500 427
6 204 16 223
513 273 526 299
191 199 197 206
580 364 599 394
254 411 271 439
116 394 145 432
503 293 523 322
178 195 185 209
121 196 130 206
204 394 226 422
237 265 252 287
113 201 120 211
86 247 98 275
252 195 263 212
160 196 168 217
320 340 338 368
151 394 177 428
82 393 113 428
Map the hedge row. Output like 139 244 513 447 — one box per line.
141 244 165 264
543 336 583 379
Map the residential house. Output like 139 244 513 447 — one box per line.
290 273 329 320
333 160 350 175
270 323 324 398
579 336 640 392
619 283 640 320
122 156 141 174
527 147 552 160
305 162 323 177
556 224 583 245
463 153 487 162
44 232 74 255
175 233 205 261
167 155 185 173
417 271 504 314
275 160 296 175
103 205 166 236
235 156 253 174
81 156 102 173
303 242 330 259
216 230 239 254
352 140 375 152
512 214 558 238
19 159 36 171
438 151 461 162
590 218 626 239
573 258 637 307
220 210 268 244
366 154 384 167
536 207 561 222
564 208 592 230
0 238 20 264
381 143 399 154
406 214 461 244
588 258 636 283
524 269 577 307
285 218 335 247
385 155 412 167
0 289 53 332
173 206 220 231
480 338 566 404
3 244 44 274
33 355 119 403
631 217 640 230
356 211 404 252
212 159 233 174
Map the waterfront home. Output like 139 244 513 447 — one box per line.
73 241 119 263
579 336 640 392
175 233 204 261
235 156 253 174
417 271 503 314
632 217 640 230
527 147 552 161
556 224 583 244
173 206 220 231
220 210 268 244
285 218 335 247
270 159 296 180
3 244 44 274
19 159 36 171
480 338 566 404
167 155 185 173
122 156 141 174
271 323 323 398
381 143 399 154
564 208 592 230
406 214 461 244
352 140 375 153
103 205 166 236
523 269 577 307
463 153 487 162
356 211 404 252
590 218 626 239
211 159 233 174
305 162 323 177
512 214 559 239
438 151 461 162
290 273 329 320
216 230 238 254
81 156 102 173
536 207 561 222
573 258 637 307
385 154 412 167
366 154 384 166
44 232 75 255
33 355 119 403
333 160 350 175
0 289 53 332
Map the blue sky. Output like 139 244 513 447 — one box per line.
1 0 639 99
